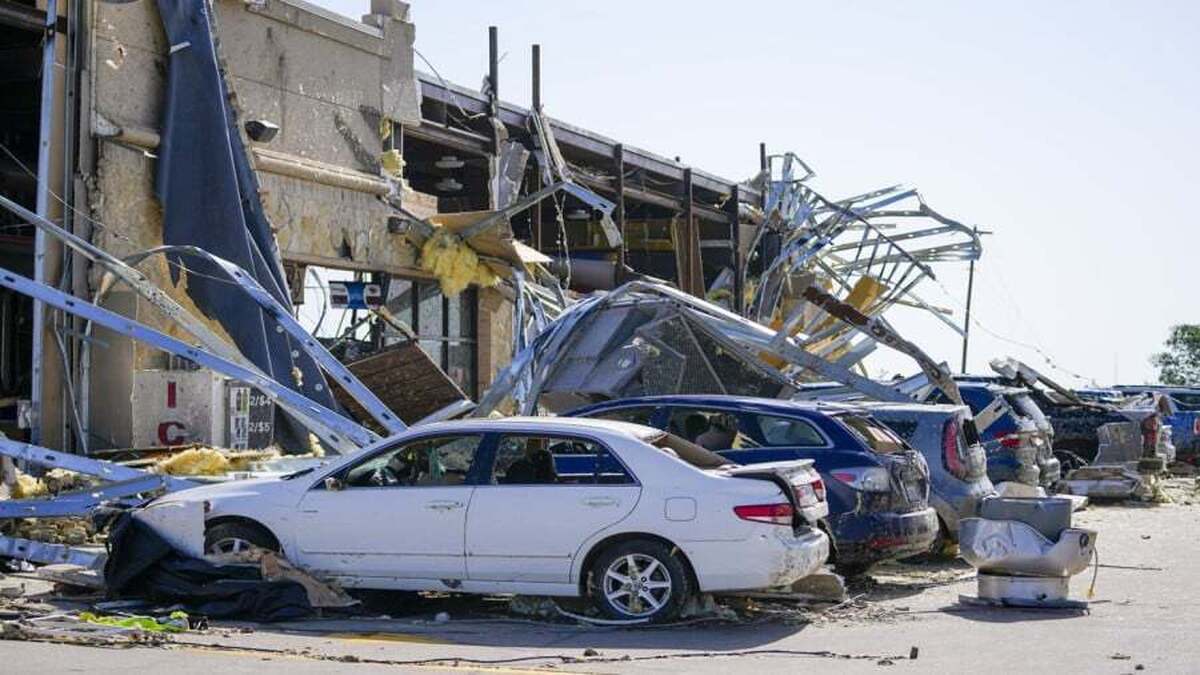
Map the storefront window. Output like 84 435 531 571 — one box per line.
383 278 478 397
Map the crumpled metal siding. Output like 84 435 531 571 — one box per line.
154 0 335 446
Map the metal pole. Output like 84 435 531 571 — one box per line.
531 43 540 112
31 0 59 445
529 43 542 251
488 26 499 108
960 227 977 373
613 143 626 283
728 184 743 313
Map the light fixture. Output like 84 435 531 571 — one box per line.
244 119 279 143
435 177 463 192
566 208 591 221
435 155 465 170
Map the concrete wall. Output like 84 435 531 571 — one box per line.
80 0 510 449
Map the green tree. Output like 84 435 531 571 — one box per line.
1151 324 1200 385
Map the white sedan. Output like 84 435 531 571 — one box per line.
145 417 830 622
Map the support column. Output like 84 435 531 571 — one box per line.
613 143 626 283
728 184 743 313
679 167 701 296
529 43 542 251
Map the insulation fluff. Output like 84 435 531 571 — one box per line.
420 228 500 296
155 447 231 476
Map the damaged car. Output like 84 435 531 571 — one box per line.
930 382 1061 488
858 402 994 550
568 396 938 576
137 417 830 623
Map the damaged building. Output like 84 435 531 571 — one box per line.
2 0 763 453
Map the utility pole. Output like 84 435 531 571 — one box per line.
960 226 992 373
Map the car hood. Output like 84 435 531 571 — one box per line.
152 476 300 507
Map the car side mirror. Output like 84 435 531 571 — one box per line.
324 476 345 492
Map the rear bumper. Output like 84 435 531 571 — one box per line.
930 476 995 539
686 526 830 593
1038 454 1062 486
831 506 939 566
986 447 1041 486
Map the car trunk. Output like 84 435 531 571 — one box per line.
721 460 828 527
651 432 828 528
838 414 930 514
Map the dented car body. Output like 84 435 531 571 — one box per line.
141 417 830 622
939 382 1061 488
859 403 995 541
568 396 938 573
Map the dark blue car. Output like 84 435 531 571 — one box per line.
927 382 1061 487
567 395 938 575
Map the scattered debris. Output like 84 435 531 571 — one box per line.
959 497 1096 608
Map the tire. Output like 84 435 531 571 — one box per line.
926 514 955 557
588 539 691 623
204 521 279 556
833 562 872 578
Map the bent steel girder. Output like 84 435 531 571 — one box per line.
743 155 983 371
0 264 377 452
123 246 407 436
0 193 252 369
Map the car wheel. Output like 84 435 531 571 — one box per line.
923 517 958 559
204 521 278 556
833 562 872 578
588 540 690 623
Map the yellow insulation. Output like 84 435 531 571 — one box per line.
12 471 47 498
420 228 500 296
155 448 231 476
380 149 404 178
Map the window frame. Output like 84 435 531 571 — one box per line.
479 431 641 488
749 412 833 449
582 405 662 428
382 277 479 399
663 405 764 450
314 432 491 490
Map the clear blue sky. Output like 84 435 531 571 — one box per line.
314 0 1198 385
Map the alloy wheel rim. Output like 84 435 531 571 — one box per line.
208 537 255 555
602 553 672 617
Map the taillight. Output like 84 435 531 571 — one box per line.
998 434 1022 449
791 476 826 506
1194 418 1200 436
830 466 892 492
734 503 794 526
943 420 968 479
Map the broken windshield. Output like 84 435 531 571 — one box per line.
839 414 909 454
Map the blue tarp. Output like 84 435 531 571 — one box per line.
154 0 336 449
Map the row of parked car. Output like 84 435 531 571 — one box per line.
157 381 1193 623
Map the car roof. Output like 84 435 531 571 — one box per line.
570 394 865 419
416 416 664 443
855 401 966 416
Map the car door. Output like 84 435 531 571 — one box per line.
465 433 640 584
293 433 484 581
